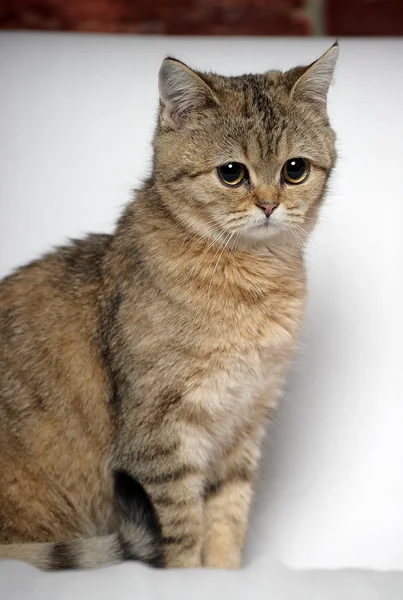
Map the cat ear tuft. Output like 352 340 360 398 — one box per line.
290 42 339 110
158 58 217 129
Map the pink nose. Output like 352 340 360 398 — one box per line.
256 202 279 218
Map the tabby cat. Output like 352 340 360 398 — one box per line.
0 43 338 570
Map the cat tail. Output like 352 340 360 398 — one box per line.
0 471 164 570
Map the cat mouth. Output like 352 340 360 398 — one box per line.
248 218 276 229
261 218 279 228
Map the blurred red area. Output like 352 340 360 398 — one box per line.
327 0 403 36
0 0 311 35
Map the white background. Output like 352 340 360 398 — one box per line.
0 33 403 579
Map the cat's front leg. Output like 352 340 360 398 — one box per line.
144 470 204 568
202 475 254 569
202 433 262 569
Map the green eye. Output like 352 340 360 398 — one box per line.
282 158 310 185
217 162 248 187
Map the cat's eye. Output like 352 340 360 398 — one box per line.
217 162 248 187
282 158 310 185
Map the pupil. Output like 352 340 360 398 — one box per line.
222 162 241 182
287 158 305 178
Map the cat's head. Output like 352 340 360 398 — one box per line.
152 44 338 249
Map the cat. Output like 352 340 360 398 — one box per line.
0 43 338 570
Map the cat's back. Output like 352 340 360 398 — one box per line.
1 231 108 321
0 232 110 304
0 233 110 378
0 232 111 409
0 234 115 541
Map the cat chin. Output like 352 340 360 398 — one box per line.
231 222 284 249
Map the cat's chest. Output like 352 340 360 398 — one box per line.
175 282 303 464
179 345 288 466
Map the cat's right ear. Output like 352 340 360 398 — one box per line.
288 42 339 111
158 58 218 129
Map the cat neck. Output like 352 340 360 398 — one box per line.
110 188 306 307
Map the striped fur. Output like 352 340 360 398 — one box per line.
0 472 163 570
0 45 338 570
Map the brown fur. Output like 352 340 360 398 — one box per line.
0 44 338 570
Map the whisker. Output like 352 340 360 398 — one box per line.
306 216 347 227
186 229 226 287
207 231 235 300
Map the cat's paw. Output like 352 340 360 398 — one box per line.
202 534 242 569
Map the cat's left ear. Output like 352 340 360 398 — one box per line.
158 57 218 129
290 42 339 110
